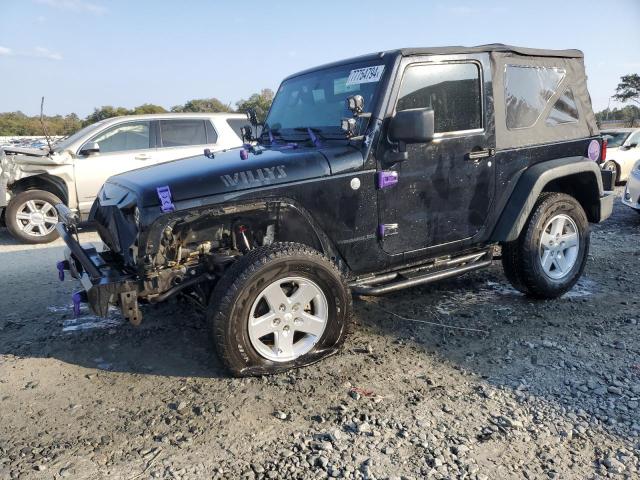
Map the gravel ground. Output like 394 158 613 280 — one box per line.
0 189 638 480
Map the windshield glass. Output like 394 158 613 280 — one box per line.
602 131 631 148
54 120 108 152
264 61 387 138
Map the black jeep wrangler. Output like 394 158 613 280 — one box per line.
56 44 613 376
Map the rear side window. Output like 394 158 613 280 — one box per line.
226 118 247 140
545 89 579 125
396 63 482 134
160 120 207 147
90 121 151 153
205 121 218 143
505 65 566 129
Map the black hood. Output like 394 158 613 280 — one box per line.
103 144 363 208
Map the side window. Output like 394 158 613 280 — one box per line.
396 63 482 134
505 65 565 129
90 121 151 154
160 120 207 147
225 118 246 140
205 121 218 143
545 89 579 125
627 132 640 146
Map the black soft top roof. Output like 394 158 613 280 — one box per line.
285 44 583 80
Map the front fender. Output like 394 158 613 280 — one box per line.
491 157 606 242
140 197 341 267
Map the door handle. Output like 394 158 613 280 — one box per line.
467 148 494 161
135 154 152 160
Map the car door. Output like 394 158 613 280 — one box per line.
377 55 495 256
74 120 156 213
152 119 218 164
619 131 640 180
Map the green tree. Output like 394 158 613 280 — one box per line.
83 106 130 126
130 103 167 115
173 98 232 113
236 89 274 124
613 74 640 106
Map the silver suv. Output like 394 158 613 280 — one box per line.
0 113 246 243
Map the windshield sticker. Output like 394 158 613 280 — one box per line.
346 65 385 86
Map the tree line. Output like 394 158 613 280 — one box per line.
0 89 274 136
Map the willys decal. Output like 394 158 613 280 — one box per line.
220 165 287 187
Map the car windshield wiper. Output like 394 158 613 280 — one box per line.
261 123 287 145
293 127 326 147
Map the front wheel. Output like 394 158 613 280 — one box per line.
502 192 590 299
5 189 62 244
207 242 352 376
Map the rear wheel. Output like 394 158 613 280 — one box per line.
602 161 619 184
502 192 589 299
207 242 352 376
6 189 61 244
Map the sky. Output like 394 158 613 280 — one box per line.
0 0 638 117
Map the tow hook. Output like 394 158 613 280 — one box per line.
71 290 88 317
56 260 69 281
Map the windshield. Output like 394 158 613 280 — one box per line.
54 120 108 152
602 131 631 148
264 61 387 139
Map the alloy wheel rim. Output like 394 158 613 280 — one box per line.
538 214 579 280
248 276 328 362
15 199 58 237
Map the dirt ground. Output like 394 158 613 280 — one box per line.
0 188 638 480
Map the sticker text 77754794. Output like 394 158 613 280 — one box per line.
346 65 385 86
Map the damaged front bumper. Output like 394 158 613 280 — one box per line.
55 204 143 324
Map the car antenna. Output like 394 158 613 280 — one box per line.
40 96 54 152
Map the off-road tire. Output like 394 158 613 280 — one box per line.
6 189 62 244
207 242 352 377
501 192 589 299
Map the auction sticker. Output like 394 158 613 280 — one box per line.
346 65 385 85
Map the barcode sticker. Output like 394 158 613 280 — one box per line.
346 65 385 86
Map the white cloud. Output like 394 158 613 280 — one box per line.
34 0 107 15
0 46 62 61
36 15 47 23
33 47 63 60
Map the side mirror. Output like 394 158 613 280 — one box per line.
79 142 100 156
389 108 435 144
629 143 638 149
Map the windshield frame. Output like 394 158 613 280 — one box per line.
263 59 392 142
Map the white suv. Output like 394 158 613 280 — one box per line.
601 128 640 183
0 113 246 243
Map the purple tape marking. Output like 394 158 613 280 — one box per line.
307 128 321 148
156 186 175 213
56 260 65 281
72 291 83 317
240 148 249 160
377 171 398 189
377 224 385 237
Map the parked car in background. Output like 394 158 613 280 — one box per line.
0 113 246 243
600 128 640 183
622 159 640 215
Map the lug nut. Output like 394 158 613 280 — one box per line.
294 317 302 325
279 304 286 312
273 318 281 326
